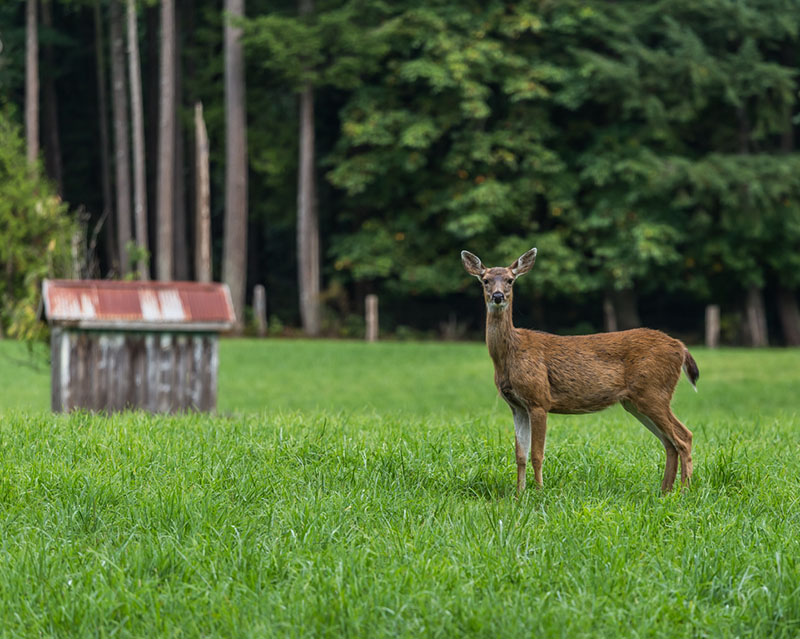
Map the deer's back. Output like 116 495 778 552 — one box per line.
506 328 685 414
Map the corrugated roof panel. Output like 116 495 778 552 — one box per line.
181 288 234 323
43 280 235 330
158 290 186 321
97 288 142 319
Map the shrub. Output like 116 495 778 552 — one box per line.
0 109 76 340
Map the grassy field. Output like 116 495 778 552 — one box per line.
0 339 799 637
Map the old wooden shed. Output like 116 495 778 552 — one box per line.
43 279 235 413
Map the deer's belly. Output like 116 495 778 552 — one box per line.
548 387 621 414
494 364 624 414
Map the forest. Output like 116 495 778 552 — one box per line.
1 0 800 345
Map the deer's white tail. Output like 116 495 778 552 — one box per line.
683 348 700 392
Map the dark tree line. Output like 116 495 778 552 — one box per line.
1 0 800 345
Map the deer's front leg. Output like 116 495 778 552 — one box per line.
512 407 530 493
528 406 547 488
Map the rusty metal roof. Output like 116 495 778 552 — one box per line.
43 280 235 331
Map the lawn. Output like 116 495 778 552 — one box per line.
0 338 799 637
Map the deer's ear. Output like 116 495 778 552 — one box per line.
510 248 537 277
461 251 485 277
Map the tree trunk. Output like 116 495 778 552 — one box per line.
743 285 768 347
612 287 640 330
297 81 321 336
172 1 189 280
94 0 117 271
194 102 211 283
222 0 248 331
173 117 189 279
777 287 800 346
25 0 39 168
735 109 768 347
126 0 149 279
110 0 133 276
295 0 320 336
155 0 176 281
41 0 63 194
145 4 159 239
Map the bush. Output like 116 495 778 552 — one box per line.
0 109 76 340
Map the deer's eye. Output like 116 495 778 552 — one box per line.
482 279 489 285
506 278 513 285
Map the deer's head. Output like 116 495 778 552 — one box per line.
461 248 537 312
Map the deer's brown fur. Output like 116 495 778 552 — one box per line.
462 248 698 493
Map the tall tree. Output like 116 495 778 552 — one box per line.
109 0 133 276
94 0 116 270
737 110 768 347
126 0 149 279
774 69 800 346
173 117 189 279
155 0 175 280
321 3 575 303
41 0 62 193
296 0 320 335
172 4 189 281
223 0 248 330
194 101 211 283
25 0 39 168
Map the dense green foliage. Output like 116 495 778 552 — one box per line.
243 0 800 339
0 339 799 636
0 110 75 339
1 1 799 339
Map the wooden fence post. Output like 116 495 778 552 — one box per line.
705 304 720 349
253 284 267 337
365 294 378 342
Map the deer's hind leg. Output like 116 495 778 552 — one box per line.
648 408 692 489
666 410 693 486
621 400 679 493
639 397 693 489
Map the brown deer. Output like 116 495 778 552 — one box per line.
461 248 698 494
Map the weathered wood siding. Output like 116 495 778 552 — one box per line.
51 328 218 413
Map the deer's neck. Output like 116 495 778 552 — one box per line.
486 304 517 372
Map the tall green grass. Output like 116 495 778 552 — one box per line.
0 339 798 637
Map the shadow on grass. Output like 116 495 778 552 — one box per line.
448 470 517 501
437 458 663 502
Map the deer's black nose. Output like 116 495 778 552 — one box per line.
491 292 505 304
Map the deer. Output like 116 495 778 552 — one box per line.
461 248 699 494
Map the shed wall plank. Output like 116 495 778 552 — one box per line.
174 334 188 411
155 334 174 413
130 335 146 409
207 337 219 412
51 328 62 412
